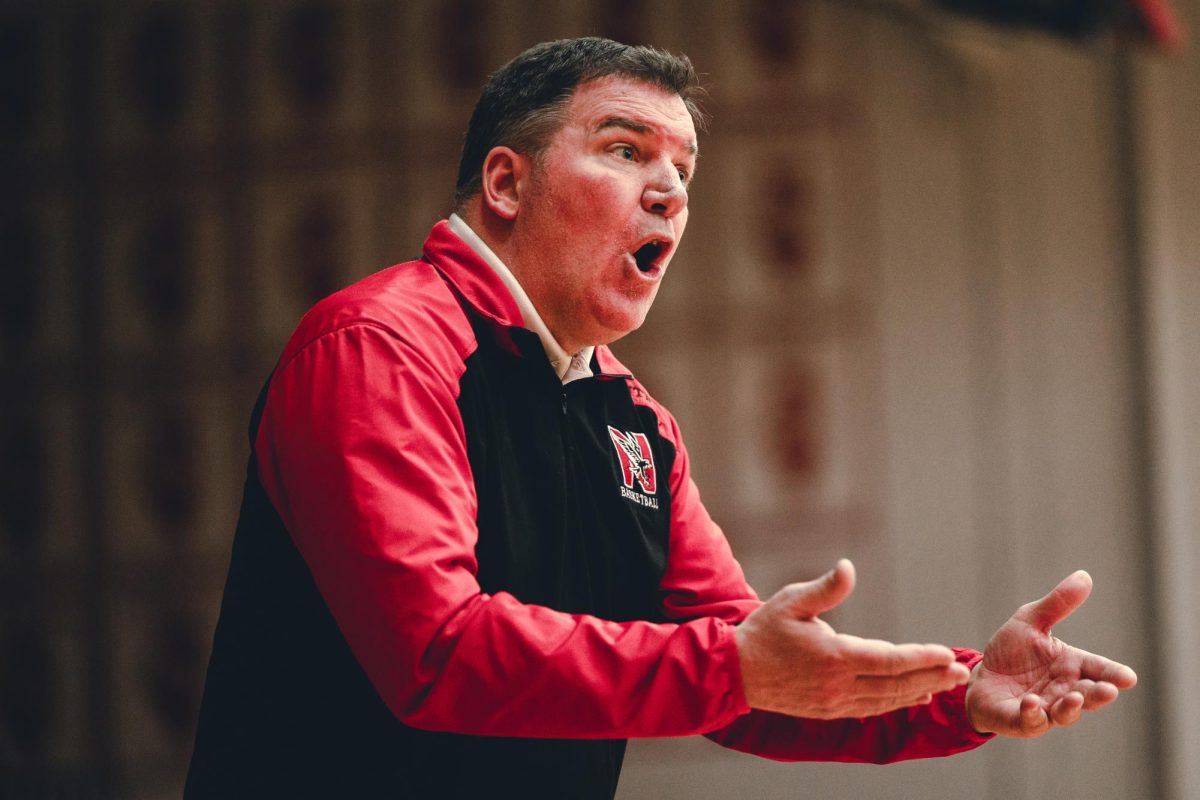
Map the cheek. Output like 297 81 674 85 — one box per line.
566 169 634 217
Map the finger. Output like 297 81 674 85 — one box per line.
1078 651 1138 688
843 692 937 719
1066 678 1098 706
1081 680 1119 710
854 664 970 698
839 637 957 675
780 559 856 620
1050 691 1085 726
1019 693 1049 731
1015 570 1093 633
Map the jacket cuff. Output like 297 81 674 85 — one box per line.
949 647 995 742
718 620 753 718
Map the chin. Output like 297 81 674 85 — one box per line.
590 308 651 346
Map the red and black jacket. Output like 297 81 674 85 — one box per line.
186 222 988 799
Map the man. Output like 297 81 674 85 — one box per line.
187 38 1137 799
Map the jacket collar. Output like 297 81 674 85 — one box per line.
427 216 595 383
422 219 524 331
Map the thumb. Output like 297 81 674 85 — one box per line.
1016 570 1093 633
783 559 856 619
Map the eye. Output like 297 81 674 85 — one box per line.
676 166 690 183
611 144 637 161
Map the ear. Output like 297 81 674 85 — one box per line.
479 146 528 221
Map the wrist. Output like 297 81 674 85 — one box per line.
733 623 759 709
964 662 991 735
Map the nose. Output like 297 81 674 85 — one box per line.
642 165 687 219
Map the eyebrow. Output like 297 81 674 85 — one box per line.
594 116 699 157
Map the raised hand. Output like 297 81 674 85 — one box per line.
965 570 1138 737
735 560 971 719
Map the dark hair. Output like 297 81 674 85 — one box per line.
453 37 707 209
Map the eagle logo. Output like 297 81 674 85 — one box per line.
607 426 657 495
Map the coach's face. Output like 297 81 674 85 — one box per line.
508 76 696 353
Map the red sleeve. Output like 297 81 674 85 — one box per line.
650 402 993 761
255 323 749 738
653 404 760 625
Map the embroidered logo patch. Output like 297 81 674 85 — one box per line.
607 425 659 509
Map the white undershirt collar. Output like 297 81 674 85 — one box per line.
448 213 594 384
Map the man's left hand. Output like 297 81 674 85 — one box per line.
965 570 1138 738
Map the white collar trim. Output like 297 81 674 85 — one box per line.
447 214 594 384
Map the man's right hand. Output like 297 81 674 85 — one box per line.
734 559 970 719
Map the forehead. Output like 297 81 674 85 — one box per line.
560 76 697 153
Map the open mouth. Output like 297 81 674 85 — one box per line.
632 240 667 273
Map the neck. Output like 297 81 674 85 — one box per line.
458 204 587 355
459 204 516 273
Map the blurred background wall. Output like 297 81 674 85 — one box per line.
1 1 1197 798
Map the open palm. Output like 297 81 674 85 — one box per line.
965 571 1138 738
